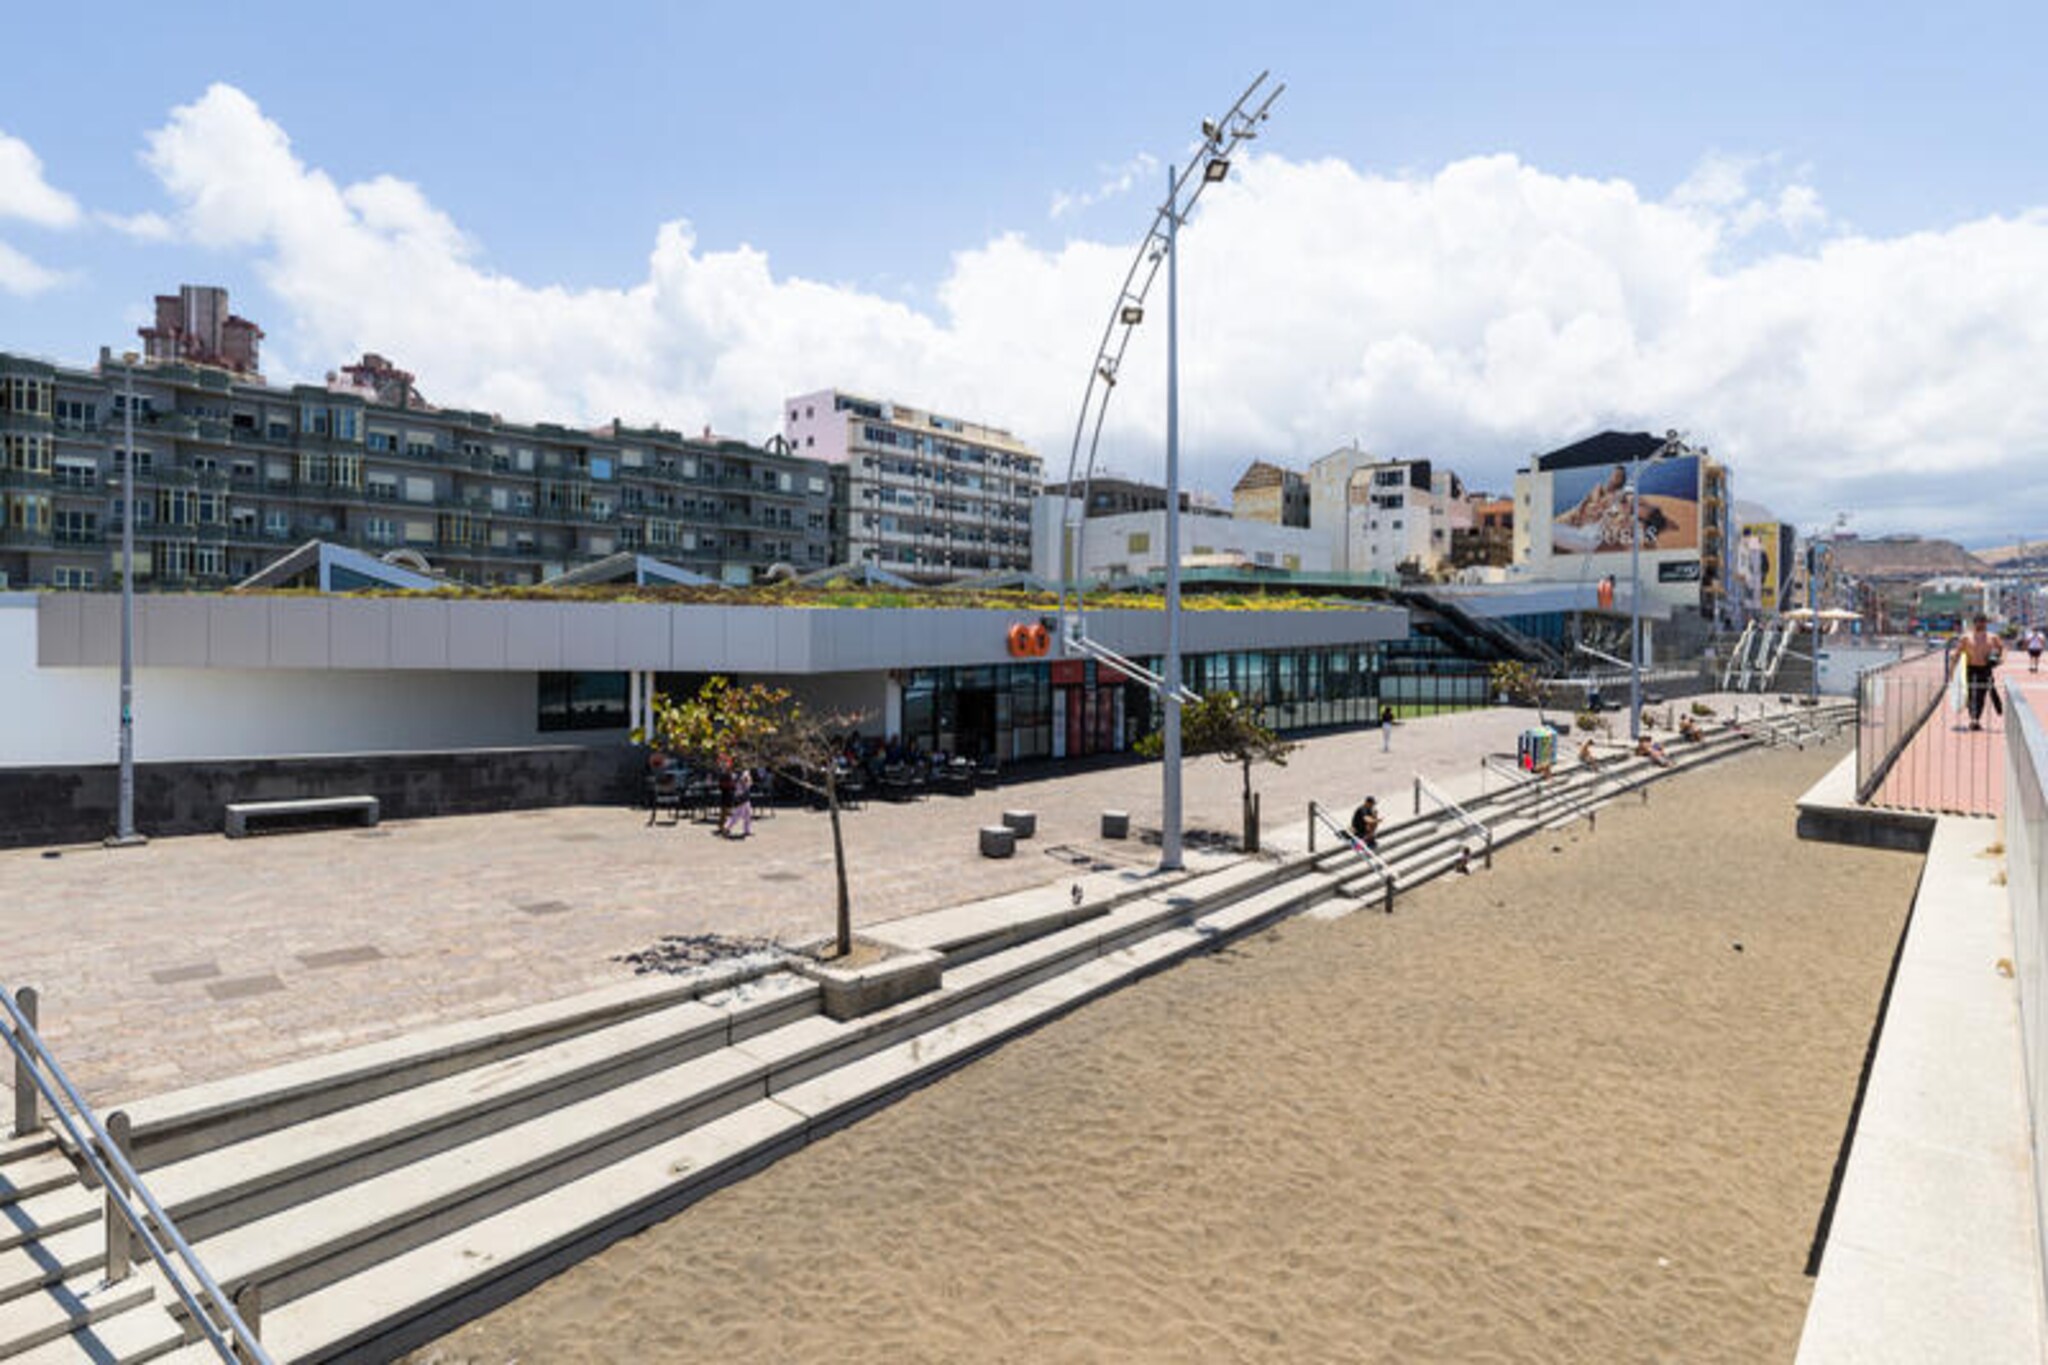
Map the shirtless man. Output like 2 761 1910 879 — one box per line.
1957 615 2006 730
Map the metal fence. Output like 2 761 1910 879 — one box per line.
1855 645 1957 804
2005 687 2048 1319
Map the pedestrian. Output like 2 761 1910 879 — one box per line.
2027 626 2045 674
1957 615 2006 730
1379 704 1395 753
715 755 735 829
1350 795 1381 850
724 767 754 839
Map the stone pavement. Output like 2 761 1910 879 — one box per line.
0 697 1794 1108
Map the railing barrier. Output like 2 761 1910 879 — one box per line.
1307 801 1396 914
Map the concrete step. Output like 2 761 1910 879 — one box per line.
0 1275 153 1358
186 1039 790 1313
0 1139 55 1171
208 1101 811 1365
0 1225 102 1308
9 1299 185 1365
150 974 817 1241
0 1155 79 1210
0 1188 97 1255
113 965 786 1170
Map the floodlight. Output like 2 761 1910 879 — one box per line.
1203 158 1230 183
1120 305 1144 325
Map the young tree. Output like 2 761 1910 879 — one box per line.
1135 690 1297 851
650 677 866 957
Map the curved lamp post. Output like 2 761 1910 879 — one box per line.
1055 72 1282 870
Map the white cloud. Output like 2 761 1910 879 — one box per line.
134 84 2048 540
0 239 67 295
1050 151 1160 220
98 209 175 242
0 132 81 228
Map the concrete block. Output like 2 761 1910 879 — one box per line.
1000 810 1036 839
1101 810 1131 840
978 826 1016 858
789 947 943 1022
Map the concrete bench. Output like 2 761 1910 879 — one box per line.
1000 810 1037 839
225 795 380 839
978 825 1016 859
1100 810 1130 840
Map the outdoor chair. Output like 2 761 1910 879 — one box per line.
646 770 683 826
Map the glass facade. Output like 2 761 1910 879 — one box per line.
894 641 1492 763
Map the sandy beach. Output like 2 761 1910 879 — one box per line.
407 743 1915 1364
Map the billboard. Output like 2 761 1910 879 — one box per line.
1550 456 1700 555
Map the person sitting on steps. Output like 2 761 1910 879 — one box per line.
1350 796 1381 850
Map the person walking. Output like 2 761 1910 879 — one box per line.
723 767 755 839
1379 704 1396 753
2027 626 2045 674
1958 614 2006 730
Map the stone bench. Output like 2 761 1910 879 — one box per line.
978 825 1016 859
1000 810 1036 839
225 795 380 839
1100 810 1130 840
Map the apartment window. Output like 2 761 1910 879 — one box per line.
54 398 95 429
194 544 224 577
3 377 51 415
367 473 399 500
300 406 329 436
364 516 398 545
52 566 96 589
263 509 290 538
230 507 257 535
366 431 395 452
53 509 96 544
404 438 436 460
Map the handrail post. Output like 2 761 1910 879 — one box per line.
104 1109 133 1282
12 987 36 1137
1307 801 1316 853
233 1285 263 1363
1485 829 1493 871
1412 776 1420 816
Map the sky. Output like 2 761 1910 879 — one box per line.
4 0 2047 546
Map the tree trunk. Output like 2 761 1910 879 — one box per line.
827 768 852 958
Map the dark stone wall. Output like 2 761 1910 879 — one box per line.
0 746 643 849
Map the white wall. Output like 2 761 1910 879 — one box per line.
1 602 561 764
1033 505 1331 582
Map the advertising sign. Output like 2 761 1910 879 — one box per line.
1658 560 1702 583
1550 456 1700 555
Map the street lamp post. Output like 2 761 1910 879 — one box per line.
1627 460 1643 742
1160 162 1185 870
108 352 145 848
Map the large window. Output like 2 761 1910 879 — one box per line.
538 672 629 732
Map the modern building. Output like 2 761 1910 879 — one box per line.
1510 431 1734 626
782 389 1041 579
0 335 837 592
1028 494 1326 585
1042 473 1206 520
1232 460 1310 527
0 587 1437 847
1344 459 1470 580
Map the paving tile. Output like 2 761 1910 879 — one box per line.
204 975 285 1002
148 962 220 985
294 946 385 969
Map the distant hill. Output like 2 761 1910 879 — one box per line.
1829 535 1989 578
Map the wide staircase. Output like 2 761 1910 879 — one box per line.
1 702 1849 1364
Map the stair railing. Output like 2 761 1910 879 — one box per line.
1412 773 1493 871
3 986 271 1365
1479 754 1560 825
1306 801 1397 914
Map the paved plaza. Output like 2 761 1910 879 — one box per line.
0 699 1794 1108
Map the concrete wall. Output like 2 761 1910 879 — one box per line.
1817 643 1905 696
0 745 642 849
3 598 559 765
32 594 1408 676
1030 501 1329 581
2004 689 2048 1315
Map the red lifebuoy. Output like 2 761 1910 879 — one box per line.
1007 623 1032 657
1027 622 1051 656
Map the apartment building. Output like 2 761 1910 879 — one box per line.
0 344 836 592
1345 459 1468 578
783 389 1041 579
1231 460 1310 527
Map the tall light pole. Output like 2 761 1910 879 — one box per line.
1160 161 1185 870
1627 459 1644 741
107 352 145 847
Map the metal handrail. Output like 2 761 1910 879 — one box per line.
2 988 270 1364
1412 773 1493 870
1479 754 1562 824
1306 801 1397 913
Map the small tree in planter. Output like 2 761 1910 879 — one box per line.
1135 690 1296 852
651 677 866 958
1489 660 1541 706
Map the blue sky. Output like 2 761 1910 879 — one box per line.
5 1 2048 542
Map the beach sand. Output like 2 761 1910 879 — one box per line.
408 745 1918 1364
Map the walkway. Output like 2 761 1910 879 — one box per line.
1872 669 2048 817
3 704 1595 1107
